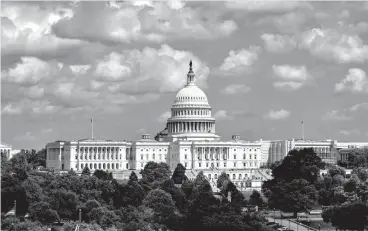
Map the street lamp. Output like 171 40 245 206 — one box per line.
273 209 276 222
318 224 321 231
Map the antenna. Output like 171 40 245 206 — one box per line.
301 121 304 140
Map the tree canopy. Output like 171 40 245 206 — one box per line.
262 148 322 216
2 151 275 231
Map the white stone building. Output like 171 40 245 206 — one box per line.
0 142 20 160
46 61 267 191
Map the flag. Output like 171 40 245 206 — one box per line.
5 204 16 217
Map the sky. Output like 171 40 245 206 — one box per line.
1 1 368 150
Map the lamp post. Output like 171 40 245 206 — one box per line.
288 219 290 229
273 209 275 222
79 208 82 223
318 224 321 231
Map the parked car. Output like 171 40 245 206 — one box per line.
277 227 289 231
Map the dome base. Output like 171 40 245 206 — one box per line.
164 133 221 142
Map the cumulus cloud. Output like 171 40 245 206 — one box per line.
339 129 360 136
261 27 368 64
157 111 171 123
335 68 368 93
51 1 237 44
261 33 296 53
1 2 82 57
213 110 233 121
322 110 351 121
264 109 290 120
1 45 210 115
221 84 251 95
272 65 311 91
218 46 261 76
224 1 310 12
299 28 368 63
14 132 37 142
349 102 368 112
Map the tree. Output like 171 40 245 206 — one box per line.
143 189 176 225
263 179 318 216
322 202 368 230
140 162 171 184
93 170 113 181
346 148 368 168
28 201 59 224
172 163 188 184
272 148 324 184
262 148 322 216
82 166 91 176
248 190 265 207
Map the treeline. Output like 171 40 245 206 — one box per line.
262 147 368 230
1 151 272 231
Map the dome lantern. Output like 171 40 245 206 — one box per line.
187 60 195 86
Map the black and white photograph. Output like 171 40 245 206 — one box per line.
1 0 368 230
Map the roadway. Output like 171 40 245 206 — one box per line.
267 217 318 231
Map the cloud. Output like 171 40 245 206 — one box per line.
217 46 261 76
213 110 233 121
14 132 37 142
261 34 296 53
1 2 82 57
339 129 360 136
1 44 210 115
221 84 251 95
157 111 171 123
51 1 237 44
349 102 368 112
41 128 53 134
299 28 368 63
322 110 351 121
272 65 311 91
261 27 368 64
224 1 310 12
335 68 368 93
264 109 290 120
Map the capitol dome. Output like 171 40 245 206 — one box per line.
165 60 220 142
174 85 208 104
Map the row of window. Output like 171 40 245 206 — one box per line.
78 162 129 170
195 153 257 160
207 173 251 181
76 153 124 160
78 147 122 153
172 109 210 117
140 148 167 152
197 148 259 153
140 154 167 160
195 162 258 168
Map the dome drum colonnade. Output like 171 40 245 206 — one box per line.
167 61 216 135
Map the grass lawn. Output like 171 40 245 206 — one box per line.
299 220 335 230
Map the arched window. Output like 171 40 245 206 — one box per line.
232 174 236 180
107 163 110 169
153 154 155 159
103 163 106 169
214 174 218 179
81 164 84 169
94 163 97 169
208 174 211 179
90 163 92 169
126 163 129 169
243 153 246 159
239 174 242 179
116 163 119 169
112 164 114 169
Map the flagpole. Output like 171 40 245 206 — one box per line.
302 121 304 140
91 118 94 140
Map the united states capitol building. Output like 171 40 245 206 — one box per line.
45 61 368 191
